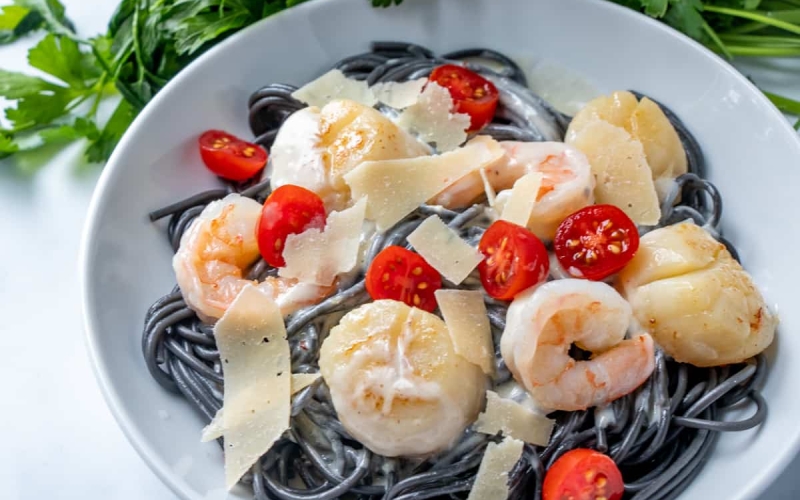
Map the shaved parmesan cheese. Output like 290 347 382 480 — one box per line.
201 411 225 442
202 372 322 443
371 78 426 109
211 285 291 489
434 290 494 375
500 172 543 226
397 82 470 151
407 216 484 284
467 437 524 500
344 136 504 231
292 69 376 108
279 198 367 285
479 167 497 207
292 373 321 394
567 118 660 225
474 391 554 446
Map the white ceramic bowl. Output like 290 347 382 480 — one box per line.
80 0 800 498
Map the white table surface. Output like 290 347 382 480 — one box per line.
1 1 798 498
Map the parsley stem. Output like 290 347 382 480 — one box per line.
702 21 733 60
724 22 767 35
131 3 169 87
89 73 109 117
702 6 800 35
763 91 800 116
794 118 800 130
720 34 800 46
719 45 800 56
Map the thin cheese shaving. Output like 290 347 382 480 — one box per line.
500 172 544 226
201 410 225 442
407 216 484 284
466 437 524 500
344 136 504 231
210 285 291 489
291 373 321 394
479 167 497 207
201 372 322 443
291 69 376 108
474 391 554 446
279 198 367 285
371 78 426 109
434 289 495 375
397 82 470 151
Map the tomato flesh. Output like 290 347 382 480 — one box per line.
366 246 442 312
477 220 549 300
199 130 267 181
428 64 499 131
554 204 640 281
543 449 624 500
257 185 327 267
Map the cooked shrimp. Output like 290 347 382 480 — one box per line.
173 194 331 321
501 279 655 411
319 300 485 457
431 141 594 240
268 99 430 211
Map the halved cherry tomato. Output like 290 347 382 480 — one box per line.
477 220 549 301
199 130 267 181
257 185 326 267
543 449 624 500
553 204 639 281
366 246 442 312
428 64 499 131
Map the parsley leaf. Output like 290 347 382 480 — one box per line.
0 131 18 158
0 65 80 129
0 68 61 99
643 0 669 17
27 33 93 89
663 0 706 40
17 0 75 37
85 99 136 163
12 119 96 151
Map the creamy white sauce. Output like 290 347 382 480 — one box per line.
494 380 550 416
267 107 330 197
594 405 617 428
548 252 571 280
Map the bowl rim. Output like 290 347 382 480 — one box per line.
79 0 800 498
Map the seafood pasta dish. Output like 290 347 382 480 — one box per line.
142 42 777 500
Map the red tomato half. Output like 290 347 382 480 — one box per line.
428 64 499 131
257 185 326 267
543 449 624 500
477 220 549 301
553 204 639 281
199 130 267 181
366 246 442 312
